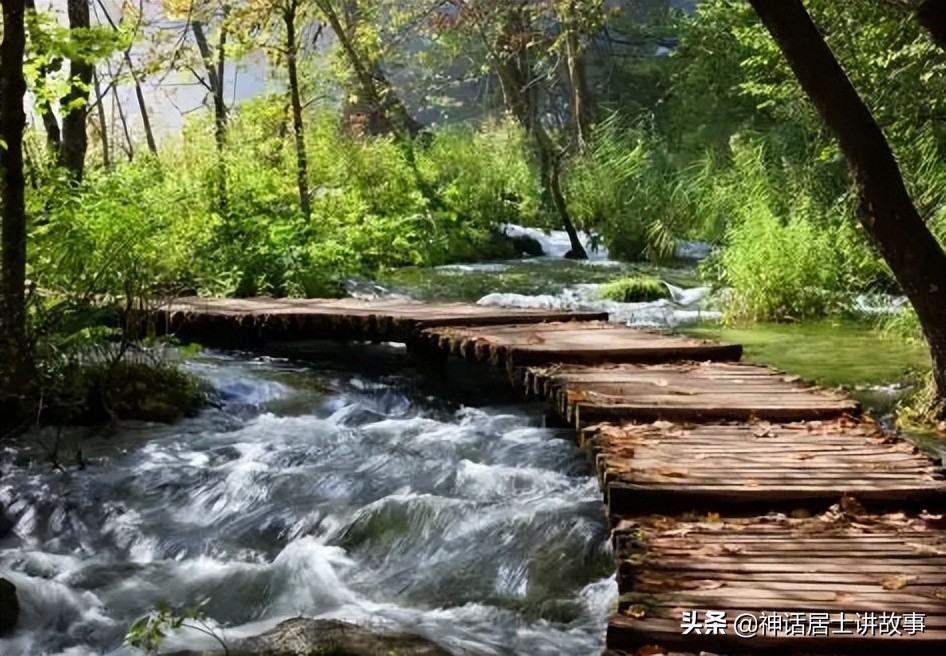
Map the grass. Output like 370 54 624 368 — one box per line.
683 319 930 389
596 276 668 303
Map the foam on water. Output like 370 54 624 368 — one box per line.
0 354 615 656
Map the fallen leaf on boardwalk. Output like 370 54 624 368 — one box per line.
698 580 725 590
841 495 867 516
653 378 669 387
627 604 648 619
525 332 546 344
656 468 688 478
706 512 721 523
721 544 743 555
920 512 946 530
833 591 854 604
633 646 668 656
794 453 815 460
882 575 917 590
908 542 946 556
753 423 774 438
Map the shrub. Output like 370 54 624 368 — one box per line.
597 276 668 303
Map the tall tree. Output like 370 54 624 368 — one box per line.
283 0 312 220
233 0 317 220
557 0 598 149
315 0 422 135
451 0 588 258
748 0 946 415
1 0 30 393
61 0 94 181
95 0 158 155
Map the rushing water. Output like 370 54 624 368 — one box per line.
0 349 616 656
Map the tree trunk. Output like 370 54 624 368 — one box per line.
284 2 311 221
317 0 422 136
95 0 157 154
563 3 594 150
192 16 228 213
25 0 62 157
494 11 588 259
107 58 135 161
1 0 30 394
61 0 94 181
917 0 946 50
749 0 946 414
93 70 111 169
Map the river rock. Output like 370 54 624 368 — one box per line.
0 577 19 635
0 501 15 538
510 234 544 257
168 617 451 656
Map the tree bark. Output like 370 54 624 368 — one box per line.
749 0 946 413
96 0 157 154
61 0 94 181
284 1 311 221
917 0 946 50
563 2 594 150
494 10 588 259
192 14 229 213
317 0 422 136
93 70 111 169
1 0 30 393
25 0 62 157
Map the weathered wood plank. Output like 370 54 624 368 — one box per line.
146 296 608 345
584 419 945 514
526 362 858 426
419 321 742 370
608 514 946 654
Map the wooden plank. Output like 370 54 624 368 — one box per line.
584 419 945 514
146 297 607 345
419 321 742 369
607 514 946 654
526 362 858 426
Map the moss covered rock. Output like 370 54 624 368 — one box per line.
596 276 668 303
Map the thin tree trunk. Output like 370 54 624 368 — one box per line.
93 70 111 169
25 0 62 157
493 11 588 259
563 3 594 149
107 59 135 161
61 0 94 181
317 0 422 136
749 0 946 413
284 1 311 221
96 0 157 154
1 0 30 393
192 14 229 213
918 0 946 50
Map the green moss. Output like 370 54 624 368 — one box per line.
682 320 930 390
596 276 668 303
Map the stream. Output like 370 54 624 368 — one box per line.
0 347 615 656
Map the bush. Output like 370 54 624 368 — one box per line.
597 276 668 303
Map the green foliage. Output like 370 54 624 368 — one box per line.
597 276 667 303
126 602 228 656
567 115 689 261
29 105 539 301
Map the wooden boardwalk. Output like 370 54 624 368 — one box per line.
152 297 607 344
609 514 946 654
526 361 859 425
160 297 946 654
584 418 946 515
